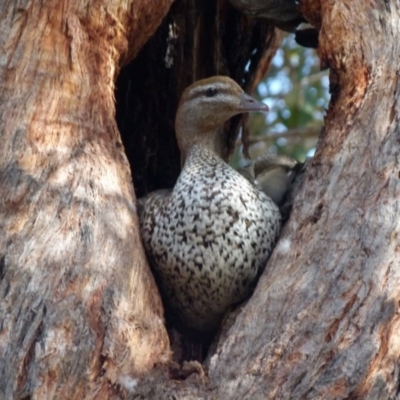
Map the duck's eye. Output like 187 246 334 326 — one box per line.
205 87 218 97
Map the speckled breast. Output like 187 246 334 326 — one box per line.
140 149 281 334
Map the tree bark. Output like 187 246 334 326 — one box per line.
0 0 281 398
0 1 172 398
209 1 400 399
125 0 400 399
2 0 398 399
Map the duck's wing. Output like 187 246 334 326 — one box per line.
137 189 172 246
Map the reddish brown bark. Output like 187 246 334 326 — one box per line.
0 0 172 398
0 0 281 398
121 0 400 398
209 1 400 398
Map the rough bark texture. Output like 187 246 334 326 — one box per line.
209 1 400 399
0 0 172 398
125 0 400 398
3 0 397 399
0 0 282 398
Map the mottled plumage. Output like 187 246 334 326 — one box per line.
138 76 281 339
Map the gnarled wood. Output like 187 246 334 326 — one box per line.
209 1 400 398
0 0 172 398
0 0 281 398
3 0 396 399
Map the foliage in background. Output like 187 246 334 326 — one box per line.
233 34 330 167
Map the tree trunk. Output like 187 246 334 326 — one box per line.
127 0 400 398
210 1 400 399
0 1 172 398
2 0 399 399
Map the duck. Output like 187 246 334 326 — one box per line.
138 76 281 341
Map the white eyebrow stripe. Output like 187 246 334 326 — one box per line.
187 92 236 108
188 82 232 97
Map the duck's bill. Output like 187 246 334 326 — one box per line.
238 93 269 112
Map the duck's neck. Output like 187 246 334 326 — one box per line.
186 142 222 161
178 126 225 167
179 145 225 179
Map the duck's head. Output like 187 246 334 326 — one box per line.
175 76 268 163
